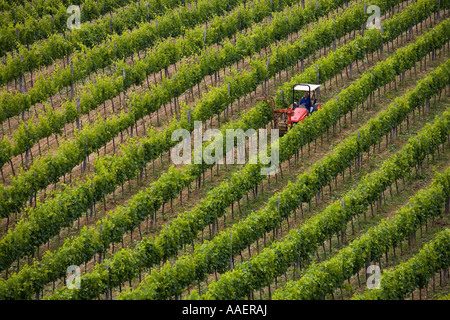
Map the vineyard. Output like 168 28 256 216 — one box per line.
0 0 448 303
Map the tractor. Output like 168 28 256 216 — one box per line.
258 84 321 137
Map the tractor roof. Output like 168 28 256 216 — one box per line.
293 84 321 92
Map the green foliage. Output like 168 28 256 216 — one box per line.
0 0 292 88
0 0 348 153
0 0 446 300
0 0 373 218
353 229 450 300
201 109 450 300
273 170 450 299
0 0 145 56
0 99 272 299
117 25 450 300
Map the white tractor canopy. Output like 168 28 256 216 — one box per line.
292 84 321 105
293 84 321 92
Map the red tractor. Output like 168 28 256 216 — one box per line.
262 84 321 136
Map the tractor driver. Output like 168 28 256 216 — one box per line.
297 92 312 113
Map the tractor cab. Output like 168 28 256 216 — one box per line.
256 84 321 137
290 84 321 126
270 84 321 136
